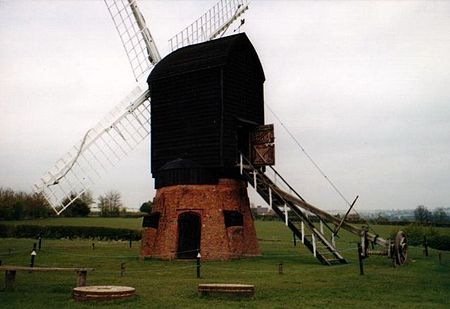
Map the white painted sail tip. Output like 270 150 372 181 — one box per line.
169 0 249 52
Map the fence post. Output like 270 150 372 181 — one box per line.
196 250 201 279
120 262 125 277
278 262 283 275
357 243 364 275
30 243 37 268
423 236 429 257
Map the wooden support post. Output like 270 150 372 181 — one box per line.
320 220 324 234
5 270 16 290
239 153 243 174
357 243 364 275
423 236 429 257
284 203 288 226
269 188 272 208
293 232 297 247
331 233 336 247
301 222 304 244
120 262 125 277
312 234 316 257
76 270 87 287
38 237 42 250
92 243 95 250
278 262 283 275
196 250 201 279
30 243 37 268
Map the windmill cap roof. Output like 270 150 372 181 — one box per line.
147 33 265 83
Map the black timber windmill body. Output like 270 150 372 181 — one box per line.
148 33 266 188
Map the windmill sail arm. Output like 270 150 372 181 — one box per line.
105 0 160 81
169 0 249 52
34 87 151 215
128 0 161 64
208 2 249 41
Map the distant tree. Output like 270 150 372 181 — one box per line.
414 205 431 225
98 190 123 217
139 201 153 214
375 213 389 224
61 192 92 217
0 188 51 220
80 191 94 207
432 208 449 224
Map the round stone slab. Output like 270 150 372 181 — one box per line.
73 285 135 301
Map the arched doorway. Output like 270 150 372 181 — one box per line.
177 212 201 259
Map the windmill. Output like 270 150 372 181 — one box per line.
34 0 407 264
33 0 249 216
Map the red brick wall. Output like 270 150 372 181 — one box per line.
140 179 260 260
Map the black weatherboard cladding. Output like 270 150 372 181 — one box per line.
147 33 265 188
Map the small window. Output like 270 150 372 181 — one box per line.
223 211 243 227
142 212 161 229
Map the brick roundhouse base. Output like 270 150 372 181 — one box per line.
140 179 260 260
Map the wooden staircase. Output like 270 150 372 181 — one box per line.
240 156 347 266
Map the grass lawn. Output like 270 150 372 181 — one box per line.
0 219 449 308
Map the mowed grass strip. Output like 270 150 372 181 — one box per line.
0 219 448 308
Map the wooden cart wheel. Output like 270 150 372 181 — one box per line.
394 231 408 265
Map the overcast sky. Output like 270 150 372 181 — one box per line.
1 0 449 212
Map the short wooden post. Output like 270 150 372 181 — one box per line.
38 237 42 250
293 232 297 247
196 250 201 279
423 236 429 257
120 262 125 277
76 270 87 287
92 243 95 250
357 243 364 275
30 244 37 268
278 262 283 275
5 270 16 290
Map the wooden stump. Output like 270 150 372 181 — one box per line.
5 270 16 290
76 271 87 287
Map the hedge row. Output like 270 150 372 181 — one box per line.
401 224 450 251
0 224 141 241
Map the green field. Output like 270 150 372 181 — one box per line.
0 219 449 308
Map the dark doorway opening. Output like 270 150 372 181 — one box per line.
236 118 258 161
237 125 250 159
177 212 201 259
